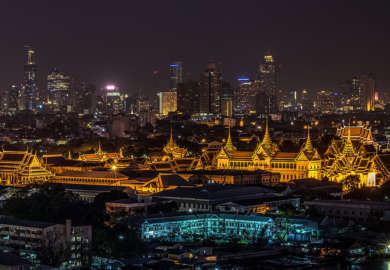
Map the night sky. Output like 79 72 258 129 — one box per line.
0 0 389 96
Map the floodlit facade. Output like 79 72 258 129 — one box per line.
0 150 54 186
216 120 321 182
141 213 319 243
157 91 177 116
322 126 390 186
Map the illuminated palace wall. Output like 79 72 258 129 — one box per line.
216 124 390 187
216 122 321 182
141 213 320 243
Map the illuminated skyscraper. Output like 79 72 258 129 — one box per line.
258 52 279 113
359 73 376 112
199 63 222 115
23 45 37 111
221 82 234 117
104 84 123 114
157 91 177 116
6 84 21 113
169 61 183 91
235 77 257 115
47 68 71 111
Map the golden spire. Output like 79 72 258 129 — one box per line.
304 126 314 151
68 151 72 160
343 125 355 156
97 141 103 155
119 147 124 158
261 116 272 147
224 126 236 153
169 126 174 146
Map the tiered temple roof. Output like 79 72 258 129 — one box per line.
0 150 54 186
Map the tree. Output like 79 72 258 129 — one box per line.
342 175 360 194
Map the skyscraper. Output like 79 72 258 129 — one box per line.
199 63 222 115
177 80 200 115
157 91 177 116
47 68 71 112
359 73 376 112
221 82 234 117
169 61 183 91
258 52 278 113
23 45 38 111
235 77 257 115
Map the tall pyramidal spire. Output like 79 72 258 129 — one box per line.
303 126 314 152
168 126 175 147
261 116 272 147
343 125 355 156
97 141 103 155
224 126 236 153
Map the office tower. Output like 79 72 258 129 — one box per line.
169 61 183 91
221 82 234 117
157 91 177 116
258 52 278 113
135 95 151 114
104 84 123 114
76 82 96 114
177 80 200 115
6 84 21 113
47 68 71 112
315 90 336 113
359 73 376 112
235 77 257 115
199 63 222 115
23 45 38 111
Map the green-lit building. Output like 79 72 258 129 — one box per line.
141 213 319 243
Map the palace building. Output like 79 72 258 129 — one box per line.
162 128 189 160
322 126 390 186
216 120 322 182
78 142 121 162
0 150 54 186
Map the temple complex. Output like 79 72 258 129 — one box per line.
161 128 188 160
0 150 54 186
78 141 121 162
322 126 390 186
216 120 321 182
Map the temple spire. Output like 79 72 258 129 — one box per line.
97 141 102 155
68 151 72 160
169 126 174 146
224 126 236 153
343 125 355 156
261 116 272 147
304 126 313 151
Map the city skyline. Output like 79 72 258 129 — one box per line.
0 1 389 95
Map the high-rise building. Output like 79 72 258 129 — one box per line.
47 68 71 112
157 91 177 116
235 77 258 115
359 73 376 112
104 84 123 114
177 80 200 115
199 63 222 115
23 45 38 111
258 52 278 113
76 82 96 114
169 62 183 91
6 84 21 113
315 90 336 113
221 82 234 117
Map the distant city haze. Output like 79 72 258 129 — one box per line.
0 0 389 95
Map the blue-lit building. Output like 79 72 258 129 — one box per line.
169 61 183 92
235 77 258 115
140 213 319 243
23 45 38 111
